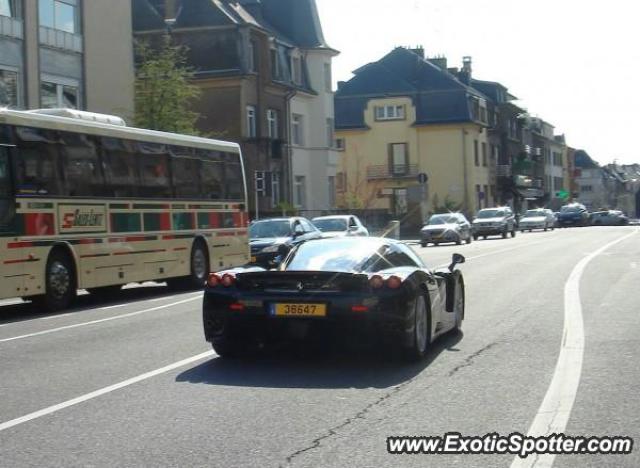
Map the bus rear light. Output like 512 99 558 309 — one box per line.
351 305 369 313
221 274 236 287
369 275 384 289
386 276 403 289
207 273 222 288
229 302 245 312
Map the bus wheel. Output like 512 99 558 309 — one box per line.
35 250 77 311
187 240 210 289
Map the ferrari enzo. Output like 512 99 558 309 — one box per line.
202 237 465 361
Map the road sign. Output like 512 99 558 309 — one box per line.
556 190 569 199
417 173 428 184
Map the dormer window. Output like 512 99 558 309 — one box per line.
375 105 405 121
291 56 302 85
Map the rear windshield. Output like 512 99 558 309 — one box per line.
249 220 291 238
285 239 384 272
477 209 504 218
313 218 348 232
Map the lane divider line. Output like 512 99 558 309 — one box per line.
0 295 201 344
0 350 215 433
434 239 550 269
510 229 638 468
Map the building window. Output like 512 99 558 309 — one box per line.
270 48 279 80
390 143 408 175
246 105 257 138
0 0 19 17
40 77 79 109
294 175 306 208
0 67 19 107
581 185 593 192
375 105 405 121
474 140 479 166
267 109 278 139
483 184 489 208
328 176 336 208
336 172 346 192
335 138 345 151
476 184 481 211
271 172 280 207
323 63 332 92
326 118 334 148
291 56 302 85
39 0 79 34
247 40 256 72
393 188 408 216
482 142 487 167
292 113 304 146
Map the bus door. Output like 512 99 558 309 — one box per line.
0 144 24 298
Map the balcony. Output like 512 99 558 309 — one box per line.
39 26 82 53
367 164 418 180
0 16 23 39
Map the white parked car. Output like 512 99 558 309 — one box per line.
519 209 555 232
590 210 629 226
312 215 369 237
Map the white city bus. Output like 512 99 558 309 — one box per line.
0 108 249 310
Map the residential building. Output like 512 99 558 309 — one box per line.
132 0 338 217
603 163 640 217
334 47 491 231
573 150 611 210
0 0 134 119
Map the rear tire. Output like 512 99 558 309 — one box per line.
466 236 472 245
34 250 77 312
179 241 210 289
453 275 465 331
511 229 516 238
502 229 508 239
420 242 427 248
403 294 430 362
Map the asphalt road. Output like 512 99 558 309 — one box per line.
0 226 638 468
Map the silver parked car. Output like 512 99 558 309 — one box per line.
519 209 556 232
590 210 629 226
312 215 369 237
420 213 472 247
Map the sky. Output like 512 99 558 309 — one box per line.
315 0 640 165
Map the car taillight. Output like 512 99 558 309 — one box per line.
351 305 369 313
207 273 222 287
386 275 403 289
369 275 384 289
221 274 236 287
229 302 245 311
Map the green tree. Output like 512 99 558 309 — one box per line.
134 35 201 135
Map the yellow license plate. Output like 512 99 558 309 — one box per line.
273 303 326 317
251 256 257 263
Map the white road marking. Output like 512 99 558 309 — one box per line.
0 350 215 433
40 312 74 320
434 239 549 269
511 229 638 468
0 295 201 344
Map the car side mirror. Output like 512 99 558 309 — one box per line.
449 253 466 272
294 225 304 236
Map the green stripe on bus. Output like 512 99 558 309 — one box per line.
144 213 161 231
172 212 194 231
111 213 141 233
27 202 54 209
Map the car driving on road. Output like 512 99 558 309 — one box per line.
420 213 472 247
590 210 629 226
519 209 556 232
249 217 323 268
312 215 369 237
471 207 517 240
203 237 466 362
557 203 590 227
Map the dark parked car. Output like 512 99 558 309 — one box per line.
203 237 466 361
249 217 323 268
471 207 517 240
557 203 590 227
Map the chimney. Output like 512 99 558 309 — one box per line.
462 56 472 75
427 56 448 71
409 46 425 59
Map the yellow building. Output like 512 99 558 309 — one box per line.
335 48 492 228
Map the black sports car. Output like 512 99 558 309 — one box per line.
203 237 466 361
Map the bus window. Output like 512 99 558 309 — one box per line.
14 127 63 196
137 142 171 198
171 146 201 199
0 147 15 229
102 137 137 198
225 156 244 200
60 132 106 197
200 150 224 200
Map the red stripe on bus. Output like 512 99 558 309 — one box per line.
4 257 40 265
24 213 55 236
113 249 166 256
217 232 237 237
160 212 171 231
173 247 188 252
163 235 175 240
8 242 34 249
